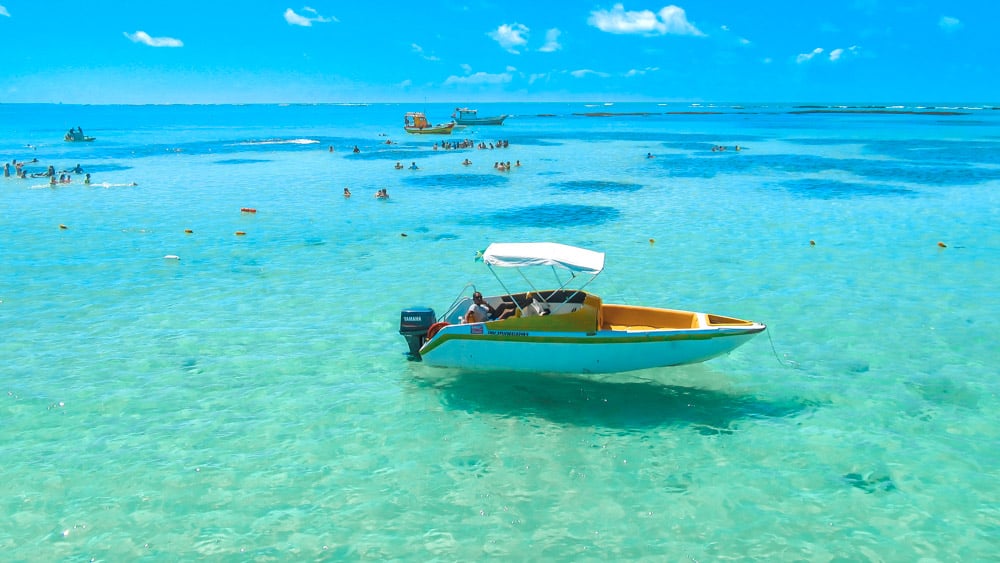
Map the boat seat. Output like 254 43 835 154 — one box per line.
609 324 658 331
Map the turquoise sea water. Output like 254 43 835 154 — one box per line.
1 102 999 560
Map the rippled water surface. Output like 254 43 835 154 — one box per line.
1 102 998 560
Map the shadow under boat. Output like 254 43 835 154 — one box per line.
409 369 810 433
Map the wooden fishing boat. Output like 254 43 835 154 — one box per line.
452 107 508 126
404 112 455 134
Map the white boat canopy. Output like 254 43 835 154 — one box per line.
483 243 605 275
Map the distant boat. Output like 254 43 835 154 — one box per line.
452 107 508 126
404 112 455 135
64 128 95 142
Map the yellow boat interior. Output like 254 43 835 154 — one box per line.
446 290 757 333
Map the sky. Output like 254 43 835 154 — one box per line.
0 1 996 104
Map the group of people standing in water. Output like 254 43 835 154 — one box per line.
334 135 521 203
4 159 89 184
431 138 510 151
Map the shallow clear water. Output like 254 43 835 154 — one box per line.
1 102 998 560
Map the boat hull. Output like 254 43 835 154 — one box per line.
455 115 507 126
418 324 764 374
404 123 455 134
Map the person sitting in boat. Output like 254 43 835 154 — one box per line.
466 291 495 323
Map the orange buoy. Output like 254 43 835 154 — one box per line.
235 231 246 236
937 241 947 248
240 208 257 213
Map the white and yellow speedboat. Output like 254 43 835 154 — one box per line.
399 242 766 374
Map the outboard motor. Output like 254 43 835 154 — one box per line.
399 307 436 360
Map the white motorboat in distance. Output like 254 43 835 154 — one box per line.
399 242 766 374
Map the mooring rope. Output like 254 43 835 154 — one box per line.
767 327 799 368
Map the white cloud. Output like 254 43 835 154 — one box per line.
539 28 562 52
798 45 859 63
796 47 823 63
411 44 439 61
488 23 530 54
830 45 860 61
284 7 335 27
938 16 962 32
444 71 513 85
0 5 10 17
625 66 659 77
124 31 183 48
588 4 704 36
528 73 549 84
284 8 310 26
569 69 611 78
719 22 750 45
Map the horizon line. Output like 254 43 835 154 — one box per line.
1 100 997 107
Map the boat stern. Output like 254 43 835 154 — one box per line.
399 307 436 360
